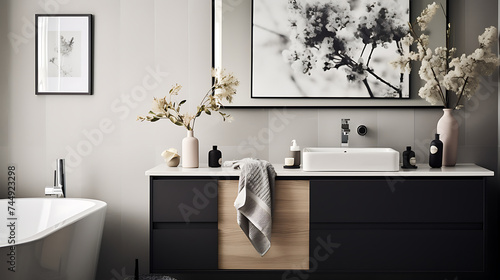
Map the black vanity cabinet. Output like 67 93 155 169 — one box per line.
147 164 493 279
310 178 485 272
150 178 218 272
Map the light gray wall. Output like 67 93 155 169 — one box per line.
0 0 498 279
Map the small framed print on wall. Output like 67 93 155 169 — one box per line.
35 14 93 95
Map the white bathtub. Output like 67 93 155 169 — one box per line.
0 198 107 280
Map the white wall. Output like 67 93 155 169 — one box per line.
0 0 498 279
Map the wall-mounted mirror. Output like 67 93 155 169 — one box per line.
213 0 447 108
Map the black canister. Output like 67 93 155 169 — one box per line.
208 145 222 167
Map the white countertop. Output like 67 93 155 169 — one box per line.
145 163 494 177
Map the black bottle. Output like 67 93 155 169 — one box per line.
208 145 222 167
402 146 417 169
429 134 443 168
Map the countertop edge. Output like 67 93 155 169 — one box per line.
145 163 495 177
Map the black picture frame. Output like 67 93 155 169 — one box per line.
35 14 93 95
251 0 410 100
212 0 448 108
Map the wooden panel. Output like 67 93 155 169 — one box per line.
218 180 310 270
152 179 218 223
311 179 484 223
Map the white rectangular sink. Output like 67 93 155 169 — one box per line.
302 147 400 172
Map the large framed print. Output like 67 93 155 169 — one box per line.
252 0 409 99
213 0 447 107
35 14 93 95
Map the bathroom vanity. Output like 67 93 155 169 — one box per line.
146 164 493 280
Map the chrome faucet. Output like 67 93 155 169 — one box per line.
341 119 350 147
45 159 66 197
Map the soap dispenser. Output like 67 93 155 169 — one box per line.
429 134 443 168
208 145 222 167
401 146 417 169
290 140 301 168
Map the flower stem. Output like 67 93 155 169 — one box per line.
367 45 375 67
365 67 401 94
341 53 402 95
360 44 367 59
444 4 450 109
430 67 447 107
361 79 374 98
191 86 216 131
454 77 469 109
199 86 216 107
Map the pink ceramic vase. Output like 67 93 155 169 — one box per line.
182 130 199 168
436 109 459 166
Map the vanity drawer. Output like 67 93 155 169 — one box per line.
152 179 218 223
310 228 484 272
151 225 218 271
310 179 484 223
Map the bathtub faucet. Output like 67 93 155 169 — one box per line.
45 159 66 198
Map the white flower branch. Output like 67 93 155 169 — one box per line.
137 68 239 130
391 2 499 109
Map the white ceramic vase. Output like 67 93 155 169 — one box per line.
182 130 199 168
436 108 459 166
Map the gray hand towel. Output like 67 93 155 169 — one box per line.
227 158 276 256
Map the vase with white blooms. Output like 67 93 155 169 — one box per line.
138 68 239 168
391 2 500 166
